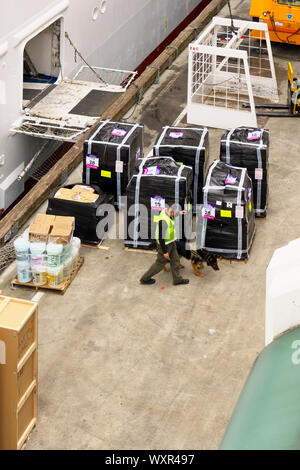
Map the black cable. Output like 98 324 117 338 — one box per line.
122 82 143 121
227 0 238 35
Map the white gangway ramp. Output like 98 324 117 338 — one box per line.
187 17 278 130
266 238 300 346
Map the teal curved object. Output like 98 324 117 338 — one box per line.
220 327 300 450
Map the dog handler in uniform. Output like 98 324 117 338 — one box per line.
140 204 189 286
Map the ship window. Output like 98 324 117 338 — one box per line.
277 0 300 5
92 7 99 20
100 0 107 14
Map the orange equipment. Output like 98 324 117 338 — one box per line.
250 0 300 45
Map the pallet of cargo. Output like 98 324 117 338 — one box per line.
11 257 84 295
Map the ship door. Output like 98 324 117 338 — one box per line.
23 19 62 109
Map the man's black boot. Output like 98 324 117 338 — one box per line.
174 279 189 286
140 279 156 285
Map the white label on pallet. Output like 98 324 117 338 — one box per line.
86 155 99 169
255 168 263 180
151 195 165 211
143 166 160 176
235 205 244 219
115 160 124 173
169 131 184 139
112 128 127 137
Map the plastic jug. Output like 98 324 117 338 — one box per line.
14 237 30 262
63 257 73 281
62 243 72 262
30 242 46 268
71 246 79 271
47 243 63 268
16 261 32 283
32 265 47 286
47 266 64 287
71 238 81 270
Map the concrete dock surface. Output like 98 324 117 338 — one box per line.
1 0 300 450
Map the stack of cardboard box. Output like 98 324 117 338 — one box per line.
54 185 99 204
29 214 75 245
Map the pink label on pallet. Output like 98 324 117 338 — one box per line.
247 130 262 141
202 205 215 220
225 173 237 185
86 155 99 169
151 195 165 211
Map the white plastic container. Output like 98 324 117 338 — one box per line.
62 243 72 262
71 238 81 271
73 237 81 250
71 246 79 271
47 243 63 268
47 266 64 287
32 265 48 286
63 257 73 281
30 242 46 269
14 237 30 262
16 261 32 283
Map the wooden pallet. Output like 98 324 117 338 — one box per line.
11 257 84 295
81 242 109 251
124 247 157 255
219 257 248 264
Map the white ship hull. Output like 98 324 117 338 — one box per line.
0 0 203 212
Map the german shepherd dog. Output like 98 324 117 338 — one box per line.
164 240 220 277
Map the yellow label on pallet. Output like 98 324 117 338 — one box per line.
176 162 183 165
221 210 232 218
101 170 111 178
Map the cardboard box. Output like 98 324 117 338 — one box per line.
34 214 56 226
72 185 95 194
29 223 51 243
49 216 75 244
54 187 98 203
29 214 56 242
54 216 75 228
0 295 38 450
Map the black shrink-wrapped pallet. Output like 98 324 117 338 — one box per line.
83 120 144 207
220 127 269 218
46 183 114 245
199 160 256 260
153 126 209 213
124 157 193 250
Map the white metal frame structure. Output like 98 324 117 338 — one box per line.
187 17 278 129
73 66 137 92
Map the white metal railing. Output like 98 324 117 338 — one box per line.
187 18 279 129
73 65 137 92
